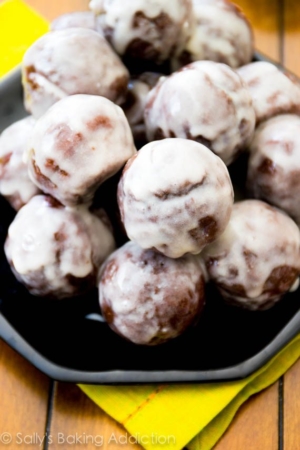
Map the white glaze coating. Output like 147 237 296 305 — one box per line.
26 94 136 207
118 138 234 258
123 73 161 144
173 0 253 70
5 195 115 298
22 28 129 118
202 200 300 310
0 116 40 210
125 80 152 126
124 73 161 126
124 79 151 146
90 0 194 63
247 114 300 225
144 61 255 165
89 0 104 15
99 241 205 345
237 61 300 123
51 11 103 34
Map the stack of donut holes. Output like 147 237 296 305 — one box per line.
1 0 300 346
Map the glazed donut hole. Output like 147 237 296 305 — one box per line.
99 241 206 345
89 0 195 64
26 94 136 207
144 60 255 165
202 200 300 310
173 0 254 70
247 114 300 226
5 195 116 299
237 61 300 124
117 138 234 258
22 28 129 118
0 116 40 211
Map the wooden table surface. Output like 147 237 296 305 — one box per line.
1 0 300 449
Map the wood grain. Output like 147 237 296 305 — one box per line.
214 383 279 450
283 359 300 450
282 3 300 445
283 0 300 73
48 382 141 449
0 341 50 450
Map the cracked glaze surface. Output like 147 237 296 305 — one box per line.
145 61 255 165
237 61 300 123
5 195 116 298
26 94 136 207
173 0 253 70
90 0 194 63
99 241 205 345
22 28 129 118
202 200 300 310
0 116 40 210
118 138 233 258
248 114 300 226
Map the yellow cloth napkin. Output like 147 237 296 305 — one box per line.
80 334 300 450
0 0 49 79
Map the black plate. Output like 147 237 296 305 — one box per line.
1 53 300 384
